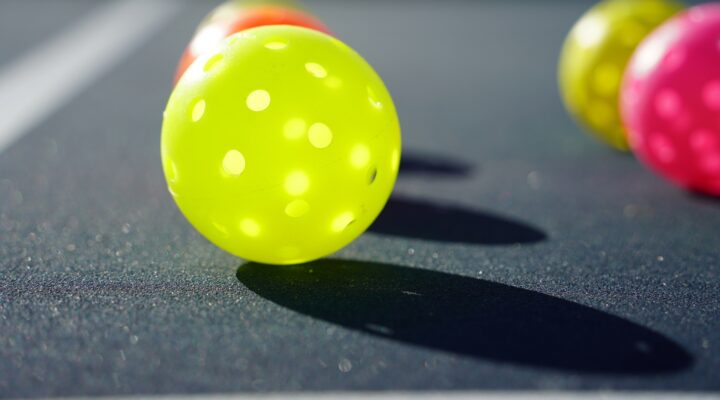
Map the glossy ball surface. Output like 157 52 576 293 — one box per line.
198 0 301 28
559 0 683 150
175 4 331 83
162 26 402 264
622 4 720 196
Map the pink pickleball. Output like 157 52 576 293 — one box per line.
621 3 720 196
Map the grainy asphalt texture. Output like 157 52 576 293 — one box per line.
0 0 719 397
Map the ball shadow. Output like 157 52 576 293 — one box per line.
399 152 474 178
688 190 720 206
369 197 547 245
236 260 693 374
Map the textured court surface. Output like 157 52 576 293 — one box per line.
0 0 719 398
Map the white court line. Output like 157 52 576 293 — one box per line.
0 0 182 154
39 391 720 400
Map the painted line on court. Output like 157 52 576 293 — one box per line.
38 391 720 400
0 0 181 154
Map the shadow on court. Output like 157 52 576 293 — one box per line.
398 152 474 178
689 190 720 206
237 260 693 374
369 196 547 245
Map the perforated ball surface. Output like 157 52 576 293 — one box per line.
174 4 331 83
558 0 683 150
162 26 401 264
622 4 720 196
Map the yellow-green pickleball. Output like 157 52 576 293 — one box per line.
162 26 401 265
558 0 683 150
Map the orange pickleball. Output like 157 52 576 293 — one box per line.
174 4 332 83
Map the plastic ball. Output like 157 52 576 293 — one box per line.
175 4 331 83
559 0 683 150
198 0 301 29
621 4 720 196
162 26 402 265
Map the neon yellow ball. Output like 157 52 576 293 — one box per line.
558 0 683 150
161 26 401 265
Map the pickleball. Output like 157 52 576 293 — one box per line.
162 26 402 264
174 4 331 83
197 0 301 29
559 0 683 150
621 4 720 196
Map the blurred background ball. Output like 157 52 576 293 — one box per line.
622 4 720 196
175 3 331 82
559 0 683 150
162 26 402 265
198 0 301 27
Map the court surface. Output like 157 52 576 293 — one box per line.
1 0 719 398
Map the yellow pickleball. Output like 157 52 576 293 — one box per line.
558 0 683 150
161 26 401 265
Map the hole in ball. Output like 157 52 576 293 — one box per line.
204 53 224 73
368 167 378 185
331 212 355 232
190 99 205 122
